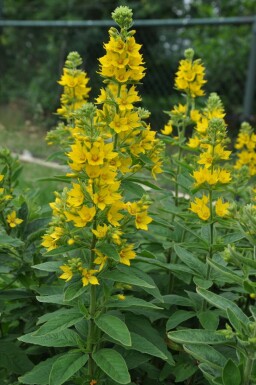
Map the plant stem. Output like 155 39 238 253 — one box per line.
87 225 97 378
243 325 256 385
87 284 97 378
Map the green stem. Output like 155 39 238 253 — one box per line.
87 224 97 378
243 325 256 385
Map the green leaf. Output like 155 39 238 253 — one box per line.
102 270 155 288
162 294 192 307
18 329 80 347
106 296 163 310
198 310 219 330
130 332 167 360
64 280 87 301
95 314 131 346
172 361 198 382
34 311 84 336
117 265 162 301
174 245 207 277
184 344 227 369
0 233 24 247
207 258 243 285
126 177 162 190
197 288 250 326
36 294 66 305
49 351 88 385
166 310 195 330
194 277 213 289
168 329 232 345
96 242 120 262
18 355 63 385
0 341 33 375
92 349 130 384
226 308 243 334
44 245 83 256
222 359 241 385
32 261 62 272
0 289 32 300
121 180 145 198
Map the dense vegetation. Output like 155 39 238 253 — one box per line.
1 0 255 130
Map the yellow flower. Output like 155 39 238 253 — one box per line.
41 234 58 251
135 211 152 230
119 244 136 266
81 268 99 286
198 152 214 169
161 123 173 135
190 109 201 122
0 175 4 182
117 294 126 300
65 205 96 227
175 58 206 97
192 167 208 186
67 183 84 207
217 169 232 184
94 249 108 271
6 211 23 228
109 114 129 133
188 136 200 148
107 202 124 227
215 198 230 217
92 224 108 238
59 265 73 282
190 195 210 221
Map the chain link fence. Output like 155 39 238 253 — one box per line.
1 17 256 131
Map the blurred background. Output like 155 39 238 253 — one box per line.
0 0 256 160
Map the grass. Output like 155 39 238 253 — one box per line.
19 162 64 205
0 102 64 204
0 102 56 159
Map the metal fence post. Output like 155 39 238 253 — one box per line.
243 16 256 119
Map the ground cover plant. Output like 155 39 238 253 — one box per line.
0 5 256 385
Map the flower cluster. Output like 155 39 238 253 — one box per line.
190 116 231 221
0 150 23 231
46 52 91 148
57 52 91 121
234 122 256 176
174 48 206 98
42 7 163 288
161 49 207 145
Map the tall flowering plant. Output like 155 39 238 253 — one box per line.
160 51 256 385
19 6 167 385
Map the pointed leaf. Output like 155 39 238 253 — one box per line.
102 270 154 288
197 288 250 326
49 351 88 385
106 296 163 310
130 332 167 360
32 261 62 272
34 311 84 336
166 310 195 330
18 355 63 385
168 329 232 345
96 243 120 262
18 329 80 347
198 310 219 330
184 344 227 369
92 349 130 384
174 245 207 277
222 359 241 385
207 258 243 285
95 314 131 346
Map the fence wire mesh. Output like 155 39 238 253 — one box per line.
0 21 255 131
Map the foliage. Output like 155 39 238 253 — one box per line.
1 0 255 128
1 4 256 385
